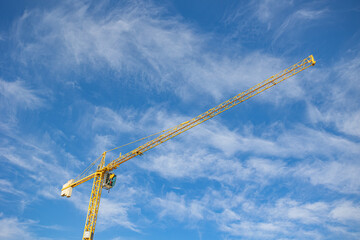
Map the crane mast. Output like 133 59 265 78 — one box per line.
61 55 316 240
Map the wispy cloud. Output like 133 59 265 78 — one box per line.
0 179 26 196
0 117 80 205
98 198 139 232
137 115 359 184
223 0 327 48
4 1 359 239
273 8 327 43
0 78 48 132
295 160 360 194
0 79 46 109
0 216 35 240
307 54 360 137
90 107 135 134
67 172 151 233
75 102 360 194
151 191 206 229
151 189 360 239
255 0 294 24
12 1 308 104
59 69 360 238
0 214 62 239
330 200 360 223
13 2 201 87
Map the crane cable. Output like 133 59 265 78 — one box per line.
105 128 173 153
75 123 184 180
75 155 102 181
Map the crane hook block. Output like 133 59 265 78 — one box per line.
103 172 117 190
61 179 74 198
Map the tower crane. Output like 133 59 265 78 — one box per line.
61 55 316 240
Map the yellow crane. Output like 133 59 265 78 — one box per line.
61 55 316 240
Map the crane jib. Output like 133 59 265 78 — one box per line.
105 55 315 171
61 55 315 240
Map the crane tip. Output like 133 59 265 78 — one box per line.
310 55 316 66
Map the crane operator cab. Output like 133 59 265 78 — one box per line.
103 172 117 190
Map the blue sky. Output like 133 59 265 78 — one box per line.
0 0 360 239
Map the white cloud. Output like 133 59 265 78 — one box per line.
273 8 326 43
189 121 360 159
137 114 360 187
0 78 47 132
296 9 327 20
214 192 360 238
0 216 35 240
330 201 360 222
139 147 289 185
246 158 286 178
78 105 191 159
13 1 307 104
270 198 329 224
150 189 360 239
5 2 359 239
67 172 150 233
73 102 360 202
152 192 189 221
307 99 360 138
266 198 360 233
295 160 360 194
336 110 360 137
91 107 135 133
256 0 293 23
0 179 26 196
0 79 46 110
14 2 200 87
0 126 80 211
98 198 139 232
0 148 34 171
58 101 359 238
91 134 116 157
306 54 360 137
223 0 327 48
219 220 290 239
0 214 60 240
